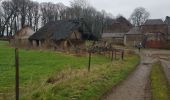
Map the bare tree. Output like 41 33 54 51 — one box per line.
0 3 3 36
27 1 40 31
70 0 90 18
27 1 34 27
32 1 40 31
0 0 40 36
40 2 56 25
56 3 67 20
1 0 15 36
69 0 115 38
18 0 30 28
130 7 150 26
0 0 114 38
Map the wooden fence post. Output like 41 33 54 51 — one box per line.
88 51 91 72
111 50 113 61
121 50 124 60
15 48 19 100
114 50 116 60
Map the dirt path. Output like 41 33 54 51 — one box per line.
160 60 170 85
103 51 155 100
103 49 170 100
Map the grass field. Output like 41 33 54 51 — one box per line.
150 62 170 100
0 41 139 100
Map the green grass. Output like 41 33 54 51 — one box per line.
0 41 139 100
23 53 139 100
150 62 170 100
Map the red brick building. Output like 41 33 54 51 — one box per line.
141 19 168 48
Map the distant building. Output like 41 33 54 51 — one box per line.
102 33 125 45
102 16 132 45
11 26 34 47
141 19 168 48
144 33 166 48
29 20 92 50
142 19 168 34
124 27 144 47
104 16 132 33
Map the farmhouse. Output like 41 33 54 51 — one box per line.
11 26 35 47
141 19 168 48
142 19 168 34
104 16 132 33
102 16 132 45
29 20 91 50
102 33 125 45
124 27 144 47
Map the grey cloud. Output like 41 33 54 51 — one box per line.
33 0 170 19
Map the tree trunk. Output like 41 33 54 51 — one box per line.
0 18 2 36
21 14 26 28
6 24 9 36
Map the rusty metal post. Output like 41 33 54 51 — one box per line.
88 51 91 72
15 48 19 100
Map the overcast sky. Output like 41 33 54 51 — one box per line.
33 0 170 20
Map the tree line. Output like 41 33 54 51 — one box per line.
0 0 150 37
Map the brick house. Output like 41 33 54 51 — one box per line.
102 16 132 45
142 19 168 34
141 19 168 48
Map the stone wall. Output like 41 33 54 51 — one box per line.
124 34 144 46
10 39 32 48
102 37 124 45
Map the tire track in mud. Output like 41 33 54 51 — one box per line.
103 51 156 100
160 60 170 85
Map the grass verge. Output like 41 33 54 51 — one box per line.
23 53 139 100
0 41 109 99
150 62 170 100
0 41 139 100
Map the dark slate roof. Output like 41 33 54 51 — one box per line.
126 27 143 35
50 20 81 40
29 20 89 41
116 16 132 27
144 19 165 25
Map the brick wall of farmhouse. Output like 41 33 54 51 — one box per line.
142 25 168 34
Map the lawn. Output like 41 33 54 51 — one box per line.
0 41 139 100
150 62 170 100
